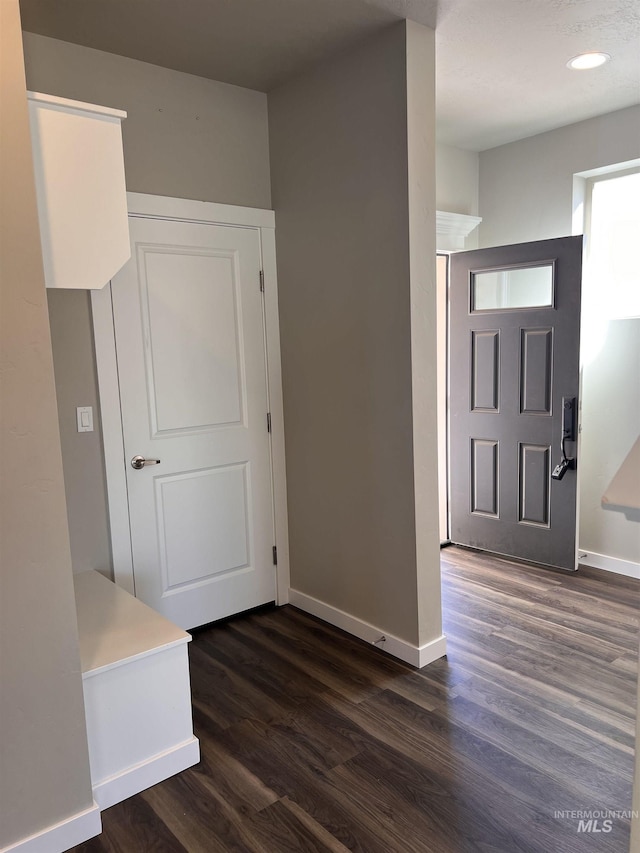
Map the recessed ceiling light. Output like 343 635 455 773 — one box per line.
566 52 611 70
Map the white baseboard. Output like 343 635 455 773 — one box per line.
577 550 640 579
0 803 101 853
93 737 200 810
289 589 447 669
416 634 448 668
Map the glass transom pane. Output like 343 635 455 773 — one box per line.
472 264 554 311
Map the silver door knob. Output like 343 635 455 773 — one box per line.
131 455 161 470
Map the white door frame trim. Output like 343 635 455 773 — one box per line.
92 192 290 605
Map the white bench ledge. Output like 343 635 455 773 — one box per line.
73 571 199 811
74 570 190 678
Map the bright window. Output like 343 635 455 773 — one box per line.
582 171 640 366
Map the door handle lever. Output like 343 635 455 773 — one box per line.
131 455 161 470
552 457 574 480
562 396 576 441
552 396 576 481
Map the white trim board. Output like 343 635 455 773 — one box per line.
126 192 275 229
436 210 482 251
578 551 640 580
93 738 200 811
289 589 447 669
92 194 290 606
28 90 126 120
0 804 101 853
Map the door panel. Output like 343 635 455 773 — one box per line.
471 330 500 412
110 216 275 628
142 249 245 432
520 328 553 415
518 443 551 526
450 236 582 570
471 438 500 517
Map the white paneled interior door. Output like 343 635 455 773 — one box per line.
110 216 275 629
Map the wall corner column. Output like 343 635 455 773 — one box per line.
405 20 444 656
0 2 99 849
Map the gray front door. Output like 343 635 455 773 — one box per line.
449 236 582 570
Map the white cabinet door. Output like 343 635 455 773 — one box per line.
28 92 130 289
110 216 275 628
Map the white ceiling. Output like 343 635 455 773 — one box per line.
19 0 640 151
433 0 640 150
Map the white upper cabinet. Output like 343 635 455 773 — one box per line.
28 92 130 289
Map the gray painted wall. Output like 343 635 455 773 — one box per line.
269 21 441 646
0 4 95 846
23 33 272 210
406 21 442 645
436 143 479 249
47 289 113 575
22 33 272 575
478 105 640 248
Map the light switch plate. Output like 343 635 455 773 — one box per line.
77 406 94 432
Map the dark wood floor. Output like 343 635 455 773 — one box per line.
72 547 639 852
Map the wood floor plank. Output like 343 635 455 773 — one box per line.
69 546 638 853
215 716 395 852
445 640 637 748
229 611 396 704
445 630 637 721
445 577 639 652
141 769 266 853
277 797 353 853
321 690 627 852
451 672 635 762
246 798 350 853
447 584 637 661
194 622 327 710
264 605 411 679
445 552 640 615
331 744 593 853
76 795 188 853
325 683 624 821
190 706 280 813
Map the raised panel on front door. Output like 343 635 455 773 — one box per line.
139 246 246 435
471 330 500 412
470 438 499 517
518 443 551 527
520 327 553 416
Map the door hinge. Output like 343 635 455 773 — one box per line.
259 270 265 292
267 412 272 433
272 545 278 565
